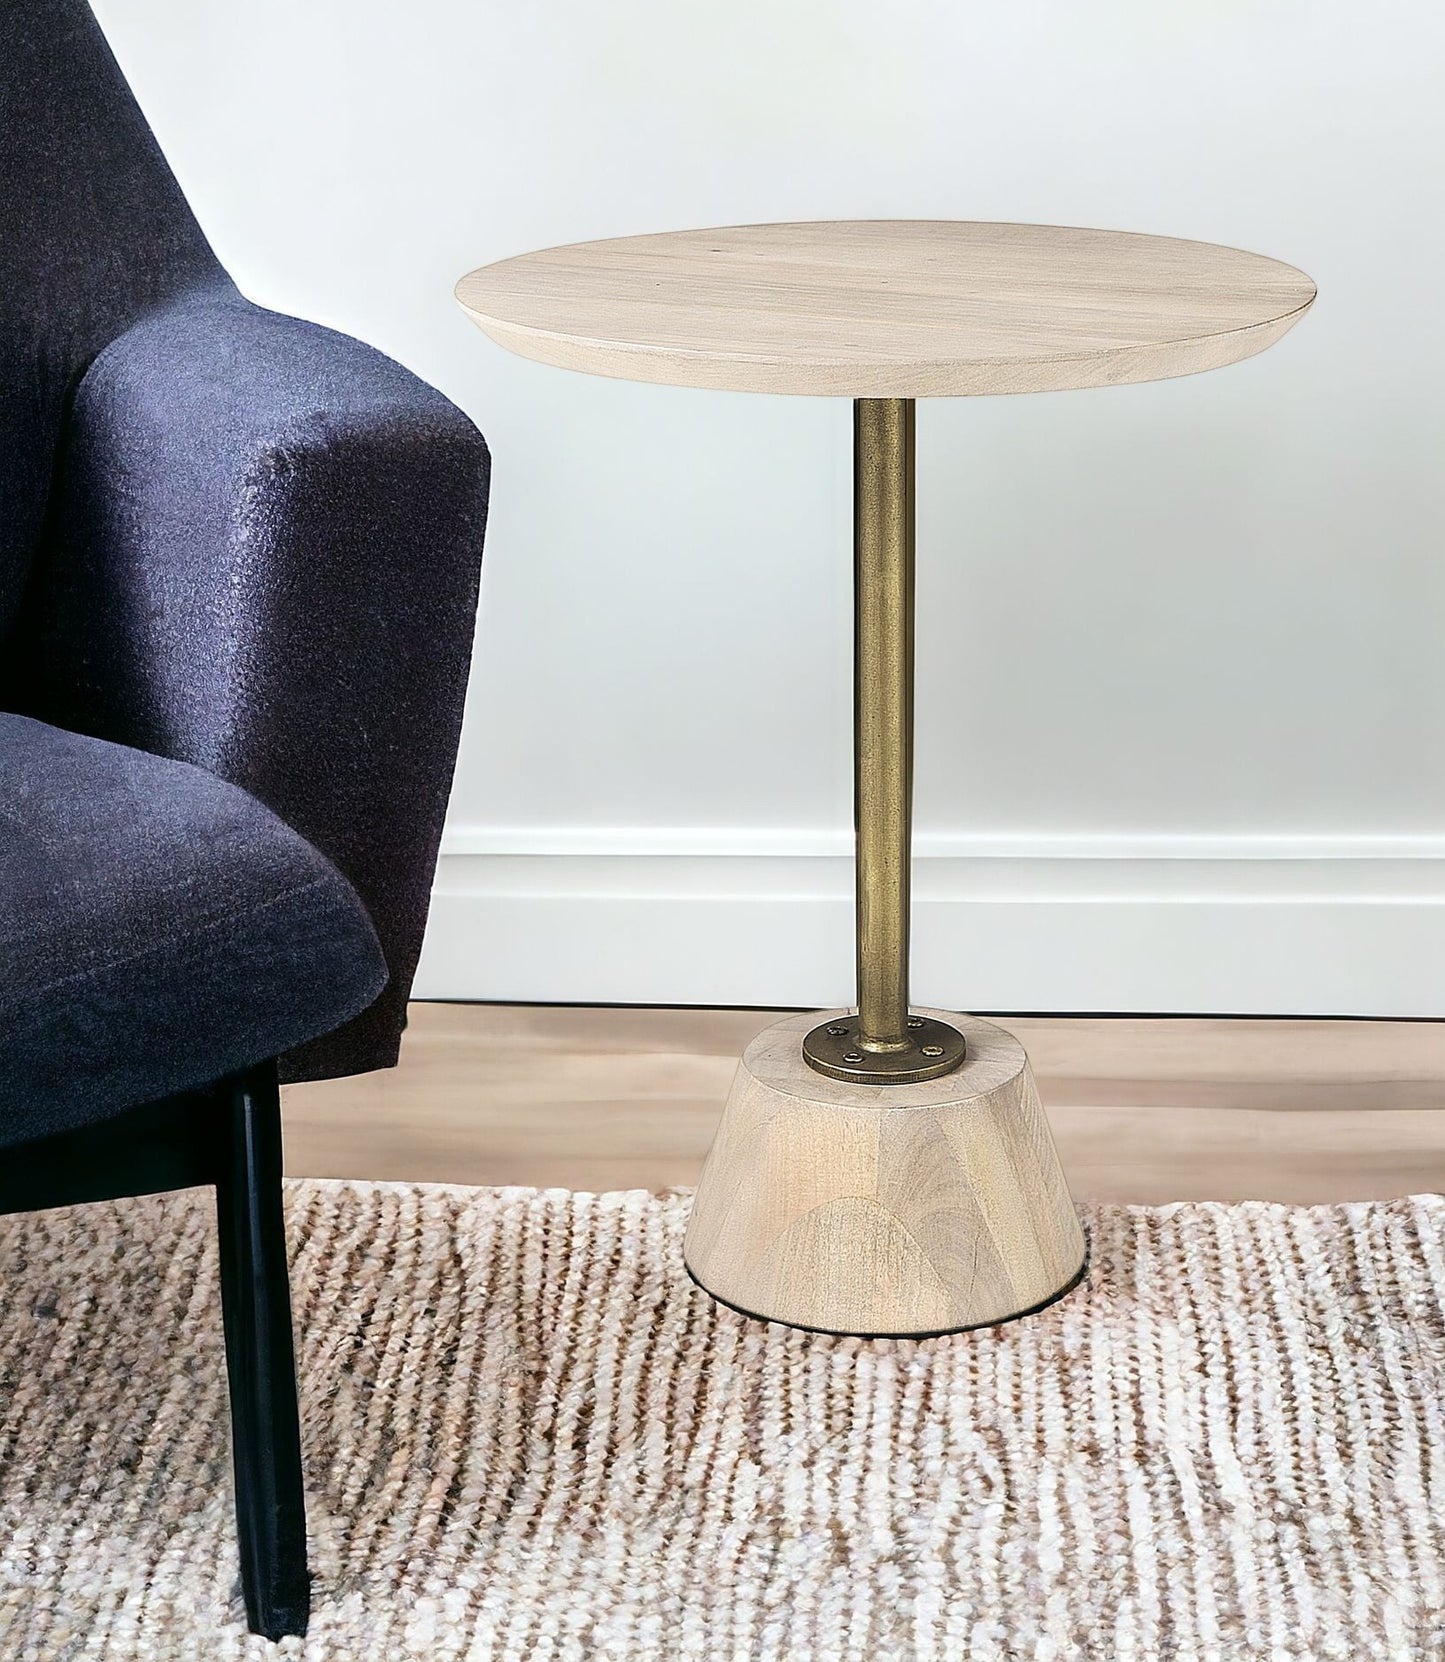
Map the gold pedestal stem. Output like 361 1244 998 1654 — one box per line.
853 397 915 1052
802 399 967 1085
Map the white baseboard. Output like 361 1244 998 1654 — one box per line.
413 827 1445 1016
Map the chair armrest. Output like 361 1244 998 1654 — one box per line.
17 288 490 1080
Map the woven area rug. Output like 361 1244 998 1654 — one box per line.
3 1183 1445 1661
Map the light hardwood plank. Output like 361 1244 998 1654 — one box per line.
283 1004 1445 1204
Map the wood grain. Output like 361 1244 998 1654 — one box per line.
682 1011 1085 1334
456 220 1315 398
281 1004 1445 1204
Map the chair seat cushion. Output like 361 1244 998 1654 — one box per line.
0 716 387 1146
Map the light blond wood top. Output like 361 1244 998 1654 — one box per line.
456 220 1315 398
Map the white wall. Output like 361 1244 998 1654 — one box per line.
97 0 1445 1014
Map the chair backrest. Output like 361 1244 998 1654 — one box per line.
0 0 221 638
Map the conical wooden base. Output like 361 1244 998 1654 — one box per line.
684 1010 1086 1337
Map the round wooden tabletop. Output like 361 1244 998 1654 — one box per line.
456 220 1314 399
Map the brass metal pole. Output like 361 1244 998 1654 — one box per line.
853 397 914 1051
803 399 967 1086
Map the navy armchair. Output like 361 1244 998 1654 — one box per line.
0 0 489 1640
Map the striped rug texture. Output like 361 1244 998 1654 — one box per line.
2 1181 1444 1661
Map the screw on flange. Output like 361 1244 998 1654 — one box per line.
843 1050 864 1064
826 1024 849 1037
921 1044 944 1058
907 1016 924 1029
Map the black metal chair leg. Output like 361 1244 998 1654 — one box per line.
214 1061 310 1640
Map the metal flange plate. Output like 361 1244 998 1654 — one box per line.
801 1014 967 1085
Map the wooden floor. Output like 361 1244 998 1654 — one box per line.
282 1004 1445 1204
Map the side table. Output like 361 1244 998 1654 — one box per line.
457 220 1314 1336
